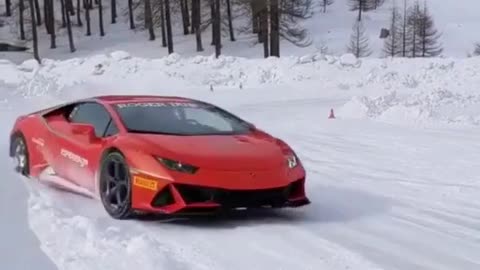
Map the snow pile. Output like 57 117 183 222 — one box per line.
2 51 480 126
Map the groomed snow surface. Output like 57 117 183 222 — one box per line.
1 52 480 270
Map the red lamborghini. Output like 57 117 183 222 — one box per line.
9 95 310 219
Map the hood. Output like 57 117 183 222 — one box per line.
131 131 287 171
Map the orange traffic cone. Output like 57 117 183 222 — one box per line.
328 109 335 119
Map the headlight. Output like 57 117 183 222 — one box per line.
156 157 199 174
286 154 298 169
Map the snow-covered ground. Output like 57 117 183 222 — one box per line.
1 52 480 270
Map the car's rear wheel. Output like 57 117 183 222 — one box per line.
11 133 30 176
99 151 133 219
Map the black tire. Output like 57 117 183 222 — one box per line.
11 133 30 176
99 151 133 219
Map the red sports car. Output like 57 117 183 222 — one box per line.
9 95 310 219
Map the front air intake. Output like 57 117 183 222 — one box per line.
151 186 175 207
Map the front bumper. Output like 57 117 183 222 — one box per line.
132 177 310 215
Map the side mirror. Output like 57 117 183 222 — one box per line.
71 123 99 142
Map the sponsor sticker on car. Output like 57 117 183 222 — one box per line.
133 176 158 191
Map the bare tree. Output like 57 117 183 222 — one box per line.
415 1 442 57
111 0 116 23
76 0 82 26
19 0 26 39
128 0 135 29
60 0 66 27
159 0 166 47
191 0 203 51
401 0 408 56
321 0 334 13
346 19 372 57
5 0 12 16
98 0 104 36
180 0 189 34
45 0 56 48
165 0 173 53
33 0 41 25
349 0 375 21
226 0 235 41
213 0 221 57
84 0 91 35
144 0 155 40
61 0 75 52
259 0 268 57
28 0 39 61
270 0 280 56
383 3 402 57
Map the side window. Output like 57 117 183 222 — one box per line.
69 103 118 137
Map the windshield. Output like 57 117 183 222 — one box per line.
114 102 252 135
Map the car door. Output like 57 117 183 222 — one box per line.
52 102 119 191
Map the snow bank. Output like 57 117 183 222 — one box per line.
2 51 480 126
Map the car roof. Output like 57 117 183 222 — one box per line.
92 95 201 105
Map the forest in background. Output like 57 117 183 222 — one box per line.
1 0 474 62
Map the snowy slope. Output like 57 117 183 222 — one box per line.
1 0 480 63
1 53 480 270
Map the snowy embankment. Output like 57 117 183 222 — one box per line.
2 52 480 127
1 53 480 270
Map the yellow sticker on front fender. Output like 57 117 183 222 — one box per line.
133 176 158 191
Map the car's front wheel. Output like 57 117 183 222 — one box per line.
99 151 133 219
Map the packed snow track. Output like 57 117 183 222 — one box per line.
1 53 480 270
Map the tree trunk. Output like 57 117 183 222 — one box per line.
48 0 55 48
28 0 40 62
165 0 174 53
34 0 42 25
226 0 235 41
210 1 215 45
76 0 82 25
98 0 104 36
84 0 91 35
5 0 11 16
214 0 221 57
160 0 167 47
110 0 116 23
259 1 268 57
19 0 25 40
270 0 279 57
60 0 66 27
144 0 155 40
250 0 259 34
358 0 362 21
128 0 134 29
66 0 74 15
184 0 190 28
43 0 49 33
61 0 75 52
180 0 189 34
193 0 203 51
190 0 196 32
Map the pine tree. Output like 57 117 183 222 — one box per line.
406 1 421 57
383 4 402 57
415 2 442 57
347 20 372 57
349 0 375 21
321 0 334 13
